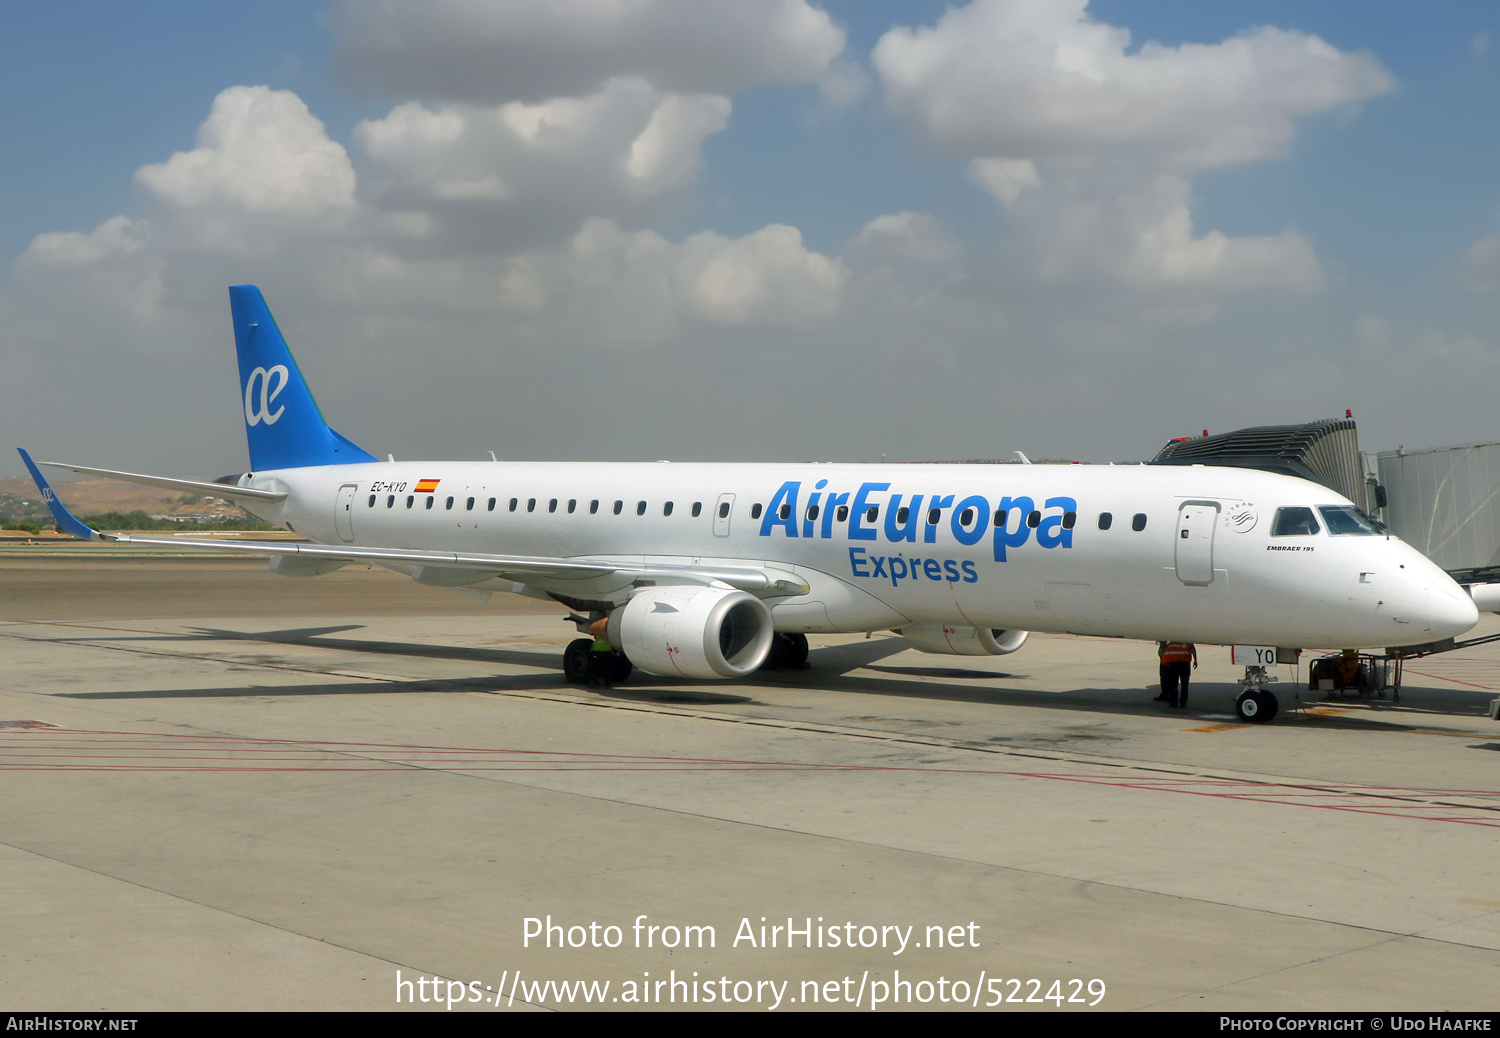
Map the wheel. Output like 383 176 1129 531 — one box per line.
604 652 633 684
1257 690 1279 722
763 632 810 670
563 638 594 685
1236 690 1277 723
1235 691 1262 723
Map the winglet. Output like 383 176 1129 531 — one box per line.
16 448 104 541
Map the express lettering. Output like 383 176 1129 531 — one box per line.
850 548 979 587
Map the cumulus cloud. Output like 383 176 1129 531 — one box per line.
843 213 960 276
19 216 148 269
490 218 843 345
873 0 1386 300
333 0 846 102
873 0 1391 171
1024 174 1325 295
136 86 355 216
356 78 730 249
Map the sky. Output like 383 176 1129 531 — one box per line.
4 1 1500 478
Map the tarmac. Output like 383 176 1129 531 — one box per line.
2 553 1498 1012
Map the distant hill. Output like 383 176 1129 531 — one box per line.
0 476 259 529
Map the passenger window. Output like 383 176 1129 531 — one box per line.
1098 512 1112 530
751 503 763 519
866 506 878 522
425 497 434 510
527 498 536 512
778 503 791 520
466 497 475 511
1131 513 1147 532
509 498 518 512
927 508 940 525
1318 506 1377 535
636 501 646 516
836 505 849 522
387 495 395 508
993 509 1007 528
1062 511 1076 530
959 508 974 526
1027 511 1041 528
487 498 495 511
590 500 599 514
548 499 557 513
692 502 702 517
568 499 576 514
406 495 414 509
1272 507 1320 536
368 495 376 507
807 504 820 521
615 500 624 515
896 506 909 524
663 502 673 516
446 496 455 510
718 502 730 519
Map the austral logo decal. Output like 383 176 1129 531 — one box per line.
244 365 290 426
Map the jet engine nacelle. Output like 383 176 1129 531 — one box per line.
898 625 1028 656
609 585 774 679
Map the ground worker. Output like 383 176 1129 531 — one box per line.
1156 640 1198 709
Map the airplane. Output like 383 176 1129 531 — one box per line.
17 285 1482 724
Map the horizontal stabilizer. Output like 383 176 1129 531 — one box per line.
39 462 286 502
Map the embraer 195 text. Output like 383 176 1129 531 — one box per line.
20 286 1480 723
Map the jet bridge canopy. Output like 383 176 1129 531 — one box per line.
1150 418 1364 506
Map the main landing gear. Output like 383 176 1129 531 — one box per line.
762 632 809 670
563 638 632 687
1234 666 1280 723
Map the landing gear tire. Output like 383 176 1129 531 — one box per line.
1258 690 1279 722
763 632 810 670
603 652 633 685
1235 690 1278 723
563 638 594 685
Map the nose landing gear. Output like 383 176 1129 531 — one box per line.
1235 666 1280 723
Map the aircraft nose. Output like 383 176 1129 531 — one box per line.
1425 579 1479 640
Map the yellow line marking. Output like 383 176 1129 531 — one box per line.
1186 724 1249 733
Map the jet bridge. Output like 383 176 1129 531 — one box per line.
1150 416 1366 506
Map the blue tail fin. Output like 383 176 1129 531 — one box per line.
229 285 376 470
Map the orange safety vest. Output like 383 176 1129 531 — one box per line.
1160 642 1194 665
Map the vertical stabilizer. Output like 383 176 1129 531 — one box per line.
229 285 376 470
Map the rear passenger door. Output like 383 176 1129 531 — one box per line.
335 483 357 543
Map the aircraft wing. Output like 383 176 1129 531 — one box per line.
38 460 286 503
17 449 801 595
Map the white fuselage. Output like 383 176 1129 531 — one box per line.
240 460 1478 650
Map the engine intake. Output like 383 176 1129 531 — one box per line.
898 625 1028 656
609 585 774 679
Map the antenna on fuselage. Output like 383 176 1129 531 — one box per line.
1015 451 1031 465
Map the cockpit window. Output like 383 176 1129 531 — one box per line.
1271 506 1320 536
1318 506 1379 535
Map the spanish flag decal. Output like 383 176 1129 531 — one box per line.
414 478 440 493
